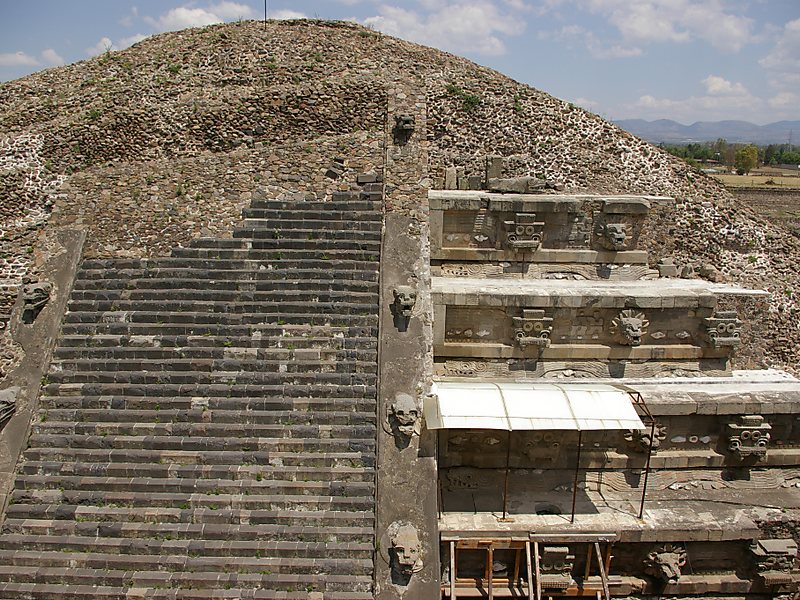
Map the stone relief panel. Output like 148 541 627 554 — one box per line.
502 212 544 251
539 546 575 591
444 307 508 344
624 423 668 453
0 386 17 430
726 415 772 462
511 309 553 350
702 310 743 348
750 539 799 588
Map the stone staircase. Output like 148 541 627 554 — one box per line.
0 187 383 598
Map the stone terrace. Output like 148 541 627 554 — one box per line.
0 185 382 598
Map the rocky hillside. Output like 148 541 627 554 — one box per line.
1 18 798 371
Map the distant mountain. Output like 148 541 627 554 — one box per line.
614 119 800 145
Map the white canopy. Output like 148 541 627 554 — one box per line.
424 381 646 431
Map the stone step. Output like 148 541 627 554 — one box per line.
25 431 375 451
78 258 380 273
247 198 381 212
45 371 377 387
73 277 379 294
59 322 376 338
21 447 374 468
241 213 382 227
40 408 376 426
0 567 372 594
42 382 376 400
50 357 377 375
10 489 374 512
17 461 375 483
66 292 379 312
73 268 378 284
30 422 376 441
64 303 378 318
170 247 380 260
241 208 382 221
3 518 372 543
55 333 375 350
52 345 377 361
0 549 373 575
41 396 375 413
231 227 382 241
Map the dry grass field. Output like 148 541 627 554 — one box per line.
713 172 800 188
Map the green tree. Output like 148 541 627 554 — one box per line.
734 145 759 175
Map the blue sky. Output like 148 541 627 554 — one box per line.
1 0 798 124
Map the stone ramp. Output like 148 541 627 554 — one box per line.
0 189 382 598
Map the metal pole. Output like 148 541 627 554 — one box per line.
264 0 267 29
570 430 583 523
502 429 512 520
533 541 542 600
638 420 656 519
450 541 456 599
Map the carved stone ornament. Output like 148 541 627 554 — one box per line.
392 286 417 319
0 387 18 430
393 114 415 145
503 213 544 250
386 392 421 439
751 539 799 587
394 114 416 132
389 522 423 578
644 544 687 584
539 546 575 591
702 311 743 348
596 222 629 251
21 277 52 324
624 424 668 453
609 309 649 346
524 431 561 466
512 309 553 350
727 415 771 461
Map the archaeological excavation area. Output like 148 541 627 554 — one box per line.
1 18 800 600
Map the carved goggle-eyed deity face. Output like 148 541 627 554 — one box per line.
391 393 419 436
392 524 423 574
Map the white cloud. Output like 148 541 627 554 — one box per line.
212 1 255 19
760 18 800 90
769 91 799 109
85 37 114 57
145 2 254 32
540 24 641 59
0 52 39 67
630 87 762 122
40 49 65 66
363 1 527 56
272 10 307 20
578 0 754 53
145 7 222 30
702 75 749 97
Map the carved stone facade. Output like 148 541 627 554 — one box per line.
502 212 544 251
702 310 743 348
540 546 575 591
511 309 553 350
